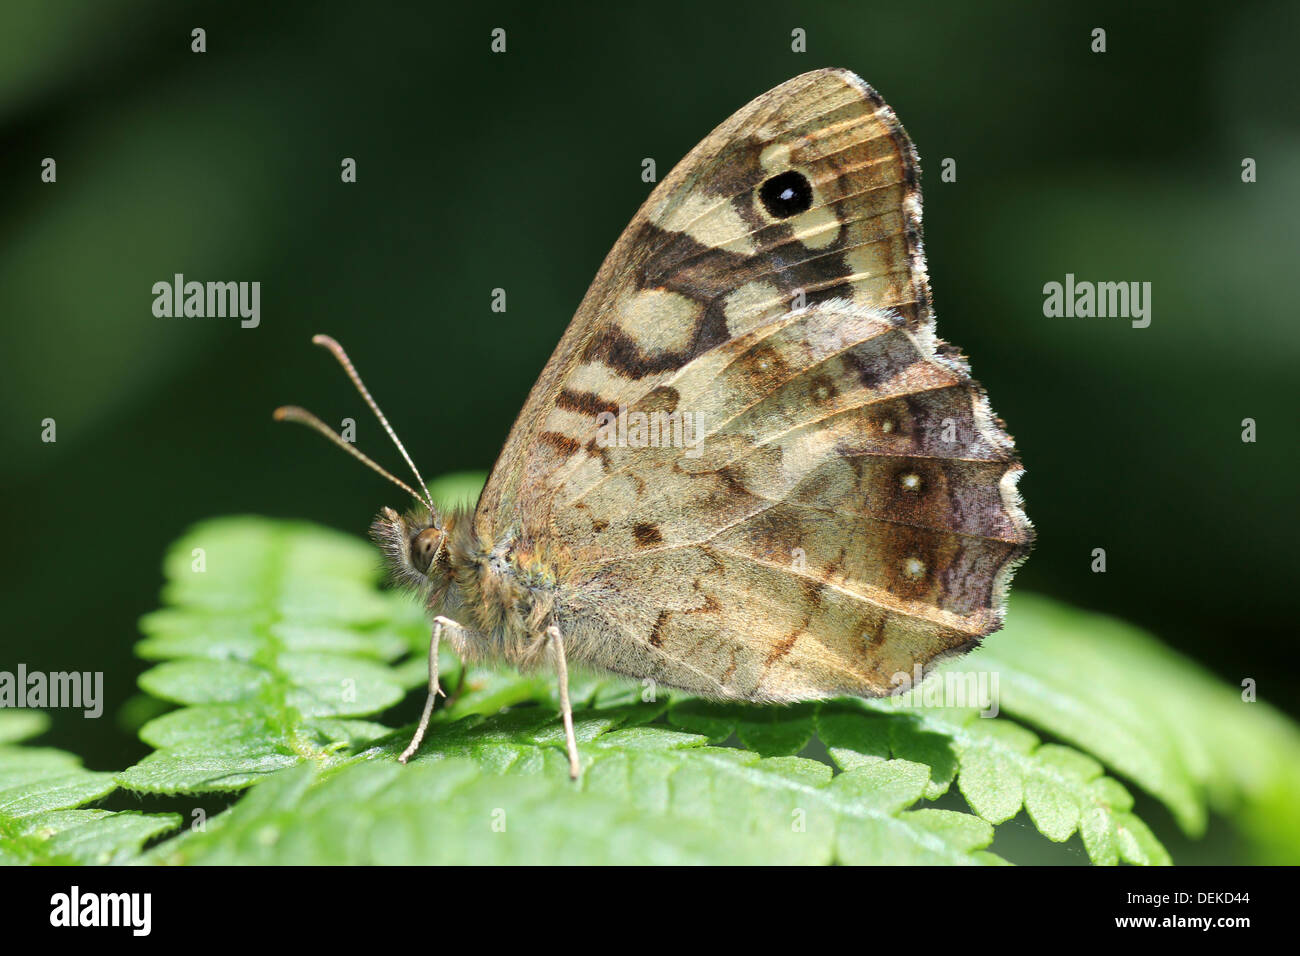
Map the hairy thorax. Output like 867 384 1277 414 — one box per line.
432 508 564 668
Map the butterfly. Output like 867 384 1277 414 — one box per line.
276 68 1033 778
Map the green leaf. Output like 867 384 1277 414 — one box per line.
0 710 48 745
102 511 1300 865
0 712 179 864
967 593 1300 856
120 518 423 793
149 734 999 865
146 759 777 865
365 706 993 864
667 699 818 755
818 701 1169 865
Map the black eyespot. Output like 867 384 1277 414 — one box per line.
758 171 813 218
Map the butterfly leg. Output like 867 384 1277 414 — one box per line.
398 615 462 764
544 624 581 779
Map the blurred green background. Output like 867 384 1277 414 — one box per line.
1 0 1296 850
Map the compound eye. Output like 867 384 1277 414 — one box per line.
411 528 442 573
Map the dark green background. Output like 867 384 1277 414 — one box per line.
2 0 1295 799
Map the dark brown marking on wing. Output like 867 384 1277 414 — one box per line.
632 522 664 546
808 373 838 405
764 621 808 667
640 386 680 414
684 593 722 615
583 437 612 469
538 431 581 456
799 576 827 609
649 610 670 648
879 524 939 602
864 613 888 649
722 649 739 684
714 465 749 496
557 389 620 417
734 341 791 392
840 326 924 389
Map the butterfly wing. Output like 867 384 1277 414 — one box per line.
477 68 1032 699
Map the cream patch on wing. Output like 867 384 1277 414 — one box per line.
543 405 604 443
722 280 785 338
565 359 629 396
845 235 910 307
614 287 704 355
652 190 756 254
759 141 794 171
789 202 841 249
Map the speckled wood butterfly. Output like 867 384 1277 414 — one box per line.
277 68 1033 777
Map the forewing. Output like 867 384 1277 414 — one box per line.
477 68 929 535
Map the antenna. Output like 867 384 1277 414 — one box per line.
274 334 436 514
273 405 422 503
